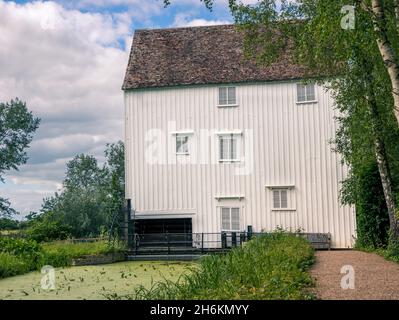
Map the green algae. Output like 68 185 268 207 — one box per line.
0 261 193 300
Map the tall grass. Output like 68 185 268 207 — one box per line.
356 245 399 263
0 238 126 279
41 240 125 267
131 232 315 300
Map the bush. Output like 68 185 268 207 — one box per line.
130 232 315 300
26 212 71 242
41 240 123 267
0 252 30 278
0 237 125 279
0 237 43 271
354 162 390 249
0 238 43 279
0 218 20 230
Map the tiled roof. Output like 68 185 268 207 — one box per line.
122 24 308 90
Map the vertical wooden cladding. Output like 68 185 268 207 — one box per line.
124 81 356 248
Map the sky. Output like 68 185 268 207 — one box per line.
0 0 248 218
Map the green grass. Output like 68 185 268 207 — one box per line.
356 245 399 263
0 238 126 279
0 230 21 235
128 232 315 300
41 240 125 267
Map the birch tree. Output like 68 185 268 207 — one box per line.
367 0 399 125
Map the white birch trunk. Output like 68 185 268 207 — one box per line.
371 0 399 126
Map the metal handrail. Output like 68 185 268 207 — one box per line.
125 231 332 255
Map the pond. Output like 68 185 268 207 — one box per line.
0 261 193 300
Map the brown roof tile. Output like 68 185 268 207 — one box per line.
122 24 307 90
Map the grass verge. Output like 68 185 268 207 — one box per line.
0 238 125 279
129 232 315 300
356 245 399 263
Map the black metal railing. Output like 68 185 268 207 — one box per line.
125 231 331 255
127 232 248 255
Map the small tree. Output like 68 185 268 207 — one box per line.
0 99 40 216
34 143 126 239
102 141 125 237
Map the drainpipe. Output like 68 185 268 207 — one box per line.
126 199 132 248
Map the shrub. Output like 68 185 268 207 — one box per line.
0 238 126 279
131 232 315 300
41 240 123 267
0 238 43 279
353 162 390 249
0 218 20 230
0 237 43 271
26 213 71 242
0 252 30 278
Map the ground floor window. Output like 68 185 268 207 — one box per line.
273 189 288 209
221 207 240 231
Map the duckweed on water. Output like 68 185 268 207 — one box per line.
0 261 193 300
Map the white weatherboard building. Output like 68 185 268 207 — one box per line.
123 25 356 249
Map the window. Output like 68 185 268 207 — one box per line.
221 207 240 231
176 134 189 155
218 86 237 106
297 83 316 103
219 134 239 161
273 189 288 209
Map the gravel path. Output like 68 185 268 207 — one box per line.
311 250 399 300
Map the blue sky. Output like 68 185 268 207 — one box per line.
0 0 240 218
11 0 235 37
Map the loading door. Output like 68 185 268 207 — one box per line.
135 218 192 247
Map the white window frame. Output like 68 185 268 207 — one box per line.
221 207 241 232
296 83 317 104
218 86 238 107
217 132 241 162
175 134 189 155
272 189 289 209
171 131 194 155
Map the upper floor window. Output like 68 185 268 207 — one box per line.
296 83 316 103
176 135 189 154
218 86 237 106
172 132 193 155
218 133 240 161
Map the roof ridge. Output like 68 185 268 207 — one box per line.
134 24 235 33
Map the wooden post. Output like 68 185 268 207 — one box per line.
221 232 227 249
232 232 237 247
247 225 253 241
167 233 170 255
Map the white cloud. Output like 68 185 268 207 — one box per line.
0 0 132 215
0 0 237 216
172 12 231 27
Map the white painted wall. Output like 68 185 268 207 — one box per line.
124 81 356 248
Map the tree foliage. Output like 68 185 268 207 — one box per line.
0 217 20 230
0 99 40 217
28 141 125 240
350 161 390 248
